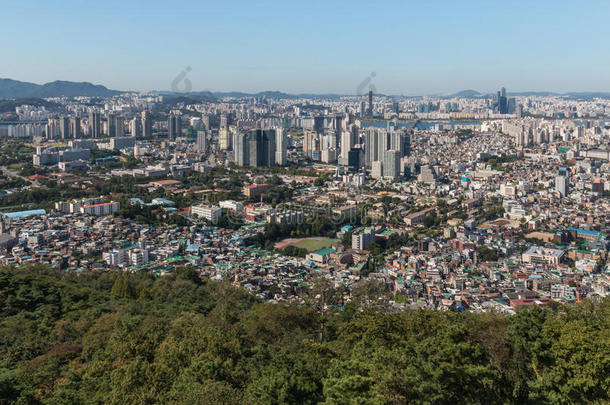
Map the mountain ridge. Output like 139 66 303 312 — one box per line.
0 78 124 99
3 78 610 100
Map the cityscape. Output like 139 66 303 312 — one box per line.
1 1 609 403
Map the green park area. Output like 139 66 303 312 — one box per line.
293 237 339 252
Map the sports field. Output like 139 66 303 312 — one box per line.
274 237 339 252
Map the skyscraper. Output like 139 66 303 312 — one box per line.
219 126 232 150
141 111 152 138
368 89 373 117
107 113 123 137
130 116 142 138
303 130 317 158
167 113 182 139
383 150 400 179
248 129 276 167
364 128 379 167
347 148 362 172
313 116 324 134
196 130 207 153
496 87 509 114
340 130 353 163
275 128 287 166
70 117 81 139
234 132 250 166
46 119 58 139
59 116 70 139
376 129 390 163
88 111 101 138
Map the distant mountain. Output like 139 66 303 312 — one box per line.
0 78 123 99
507 91 559 97
450 89 482 98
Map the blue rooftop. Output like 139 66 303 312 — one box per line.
4 209 46 219
311 248 335 256
568 227 600 237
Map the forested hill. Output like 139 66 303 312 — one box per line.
1 265 609 404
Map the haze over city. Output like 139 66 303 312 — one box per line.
3 0 610 94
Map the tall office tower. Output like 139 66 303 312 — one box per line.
360 101 366 117
46 119 58 139
70 117 81 139
383 150 400 179
201 114 210 131
507 98 516 114
167 112 182 139
376 129 390 163
130 116 142 138
392 102 399 114
88 111 101 138
196 130 207 153
340 130 353 163
219 126 232 150
347 148 362 172
402 132 411 157
141 111 152 138
59 116 70 139
364 128 379 167
555 175 568 197
349 124 359 146
107 113 120 137
313 116 324 134
262 129 276 167
334 116 343 134
303 130 317 158
496 87 508 114
275 128 287 166
115 115 124 137
247 129 276 167
234 132 250 166
368 89 373 117
390 132 401 153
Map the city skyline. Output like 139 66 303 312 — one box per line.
3 0 610 95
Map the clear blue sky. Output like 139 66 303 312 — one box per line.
2 0 610 94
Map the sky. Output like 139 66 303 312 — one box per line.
2 0 610 95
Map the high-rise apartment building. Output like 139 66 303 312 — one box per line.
59 116 70 139
275 128 287 166
167 112 182 139
141 110 152 138
88 111 101 138
70 117 81 139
